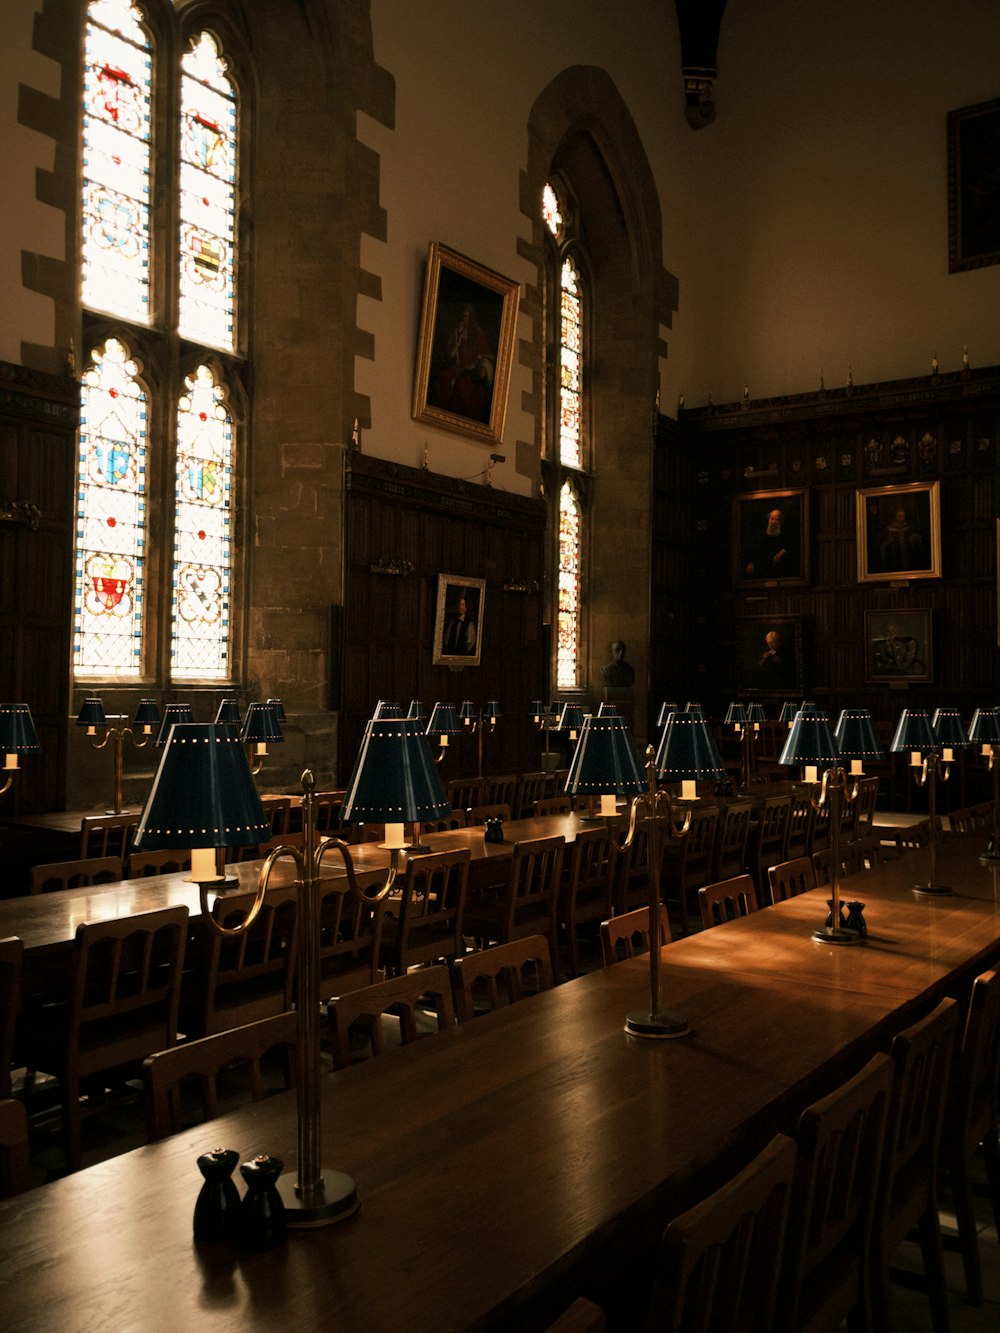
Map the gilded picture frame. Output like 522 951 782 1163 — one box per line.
856 481 941 583
948 96 1000 273
732 488 808 588
433 574 485 667
864 610 932 684
412 242 520 446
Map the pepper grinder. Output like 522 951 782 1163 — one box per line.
240 1154 287 1249
193 1147 242 1243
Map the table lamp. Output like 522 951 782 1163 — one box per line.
656 705 726 802
373 700 404 718
341 712 450 854
406 700 427 722
155 703 194 746
266 698 287 725
968 708 1000 864
457 699 500 777
214 698 241 725
0 703 40 796
724 702 754 791
426 700 460 763
834 708 883 776
656 702 678 729
531 698 561 766
76 695 162 813
558 702 585 741
780 708 862 944
567 703 689 1038
889 709 949 895
779 700 798 728
241 701 284 776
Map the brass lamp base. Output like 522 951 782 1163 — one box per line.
811 924 863 946
978 850 1000 866
278 1168 360 1228
190 874 241 894
625 1009 690 1039
912 882 952 896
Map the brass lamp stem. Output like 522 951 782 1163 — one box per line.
810 766 863 944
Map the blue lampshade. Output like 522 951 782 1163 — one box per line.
426 701 460 738
656 702 678 728
834 708 883 763
932 708 970 751
889 709 939 755
241 702 284 746
528 699 546 722
406 700 427 722
745 702 766 727
484 699 502 721
265 697 287 724
458 700 477 724
76 696 107 730
156 703 195 746
548 700 563 719
564 703 645 796
779 710 838 767
133 723 270 871
969 707 1000 749
132 698 162 732
724 702 747 729
372 700 403 719
778 700 798 725
559 703 585 736
214 698 241 726
0 703 40 757
656 709 725 781
340 716 449 825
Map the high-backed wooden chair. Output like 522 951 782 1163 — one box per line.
852 833 886 871
854 775 880 837
812 841 861 886
464 834 565 965
484 773 518 809
810 798 831 854
182 886 297 1039
258 794 292 835
79 813 139 861
315 878 384 1003
872 996 959 1333
559 824 615 977
0 937 23 1100
452 935 554 1022
514 771 549 819
26 905 189 1172
646 1133 797 1332
777 1053 893 1333
466 802 512 827
313 789 347 834
698 874 758 930
419 811 467 834
662 804 719 935
30 854 123 895
327 965 455 1068
747 794 792 898
380 847 469 976
767 856 816 904
893 821 931 855
969 800 993 832
143 1009 298 1142
947 806 975 834
711 799 753 882
600 903 672 966
534 794 573 817
941 968 1000 1306
0 1098 31 1199
785 789 815 860
446 775 486 815
613 821 652 916
125 848 191 878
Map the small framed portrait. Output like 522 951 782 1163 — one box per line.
732 488 808 588
856 481 941 583
736 616 804 694
948 96 1000 273
412 242 520 446
864 610 932 684
433 574 485 667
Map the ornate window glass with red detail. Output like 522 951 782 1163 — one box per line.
557 482 582 691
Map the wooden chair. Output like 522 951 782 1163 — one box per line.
25 905 189 1172
777 1052 894 1333
446 775 486 815
315 878 384 1003
646 1133 797 1332
746 794 792 899
852 833 886 871
380 848 469 976
559 824 615 978
514 771 549 819
854 775 880 836
534 794 573 817
785 789 815 860
125 848 191 878
258 794 292 835
30 854 123 895
872 996 959 1333
182 886 298 1039
767 856 816 904
543 1297 605 1332
0 1098 31 1199
894 821 931 855
698 874 758 930
313 789 346 834
327 964 455 1069
79 813 139 861
600 903 671 966
947 806 975 834
711 799 753 882
419 811 467 834
810 798 831 855
812 841 861 886
0 937 23 1100
940 968 1000 1306
613 820 653 915
464 834 565 965
484 772 518 809
452 935 554 1022
466 802 512 827
143 1010 298 1142
969 800 993 832
664 804 720 935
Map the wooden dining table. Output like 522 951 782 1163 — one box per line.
2 834 1000 1330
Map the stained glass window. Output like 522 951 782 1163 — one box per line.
542 182 562 238
82 0 152 321
178 33 237 350
557 482 581 690
559 258 582 468
170 366 233 679
74 338 148 675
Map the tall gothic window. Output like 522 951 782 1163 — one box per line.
75 1 242 682
543 182 588 691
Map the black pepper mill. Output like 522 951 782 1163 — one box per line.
239 1154 287 1249
193 1147 242 1243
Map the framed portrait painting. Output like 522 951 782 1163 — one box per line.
856 481 941 583
732 489 808 588
433 574 485 667
736 616 804 695
948 96 1000 273
412 242 520 446
864 610 932 684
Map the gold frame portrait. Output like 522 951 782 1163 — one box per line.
432 574 485 668
856 481 942 583
412 242 520 446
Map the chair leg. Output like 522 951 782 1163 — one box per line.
915 1208 952 1333
982 1121 1000 1241
950 1152 983 1306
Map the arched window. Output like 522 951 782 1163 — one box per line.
75 0 243 683
543 182 589 691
